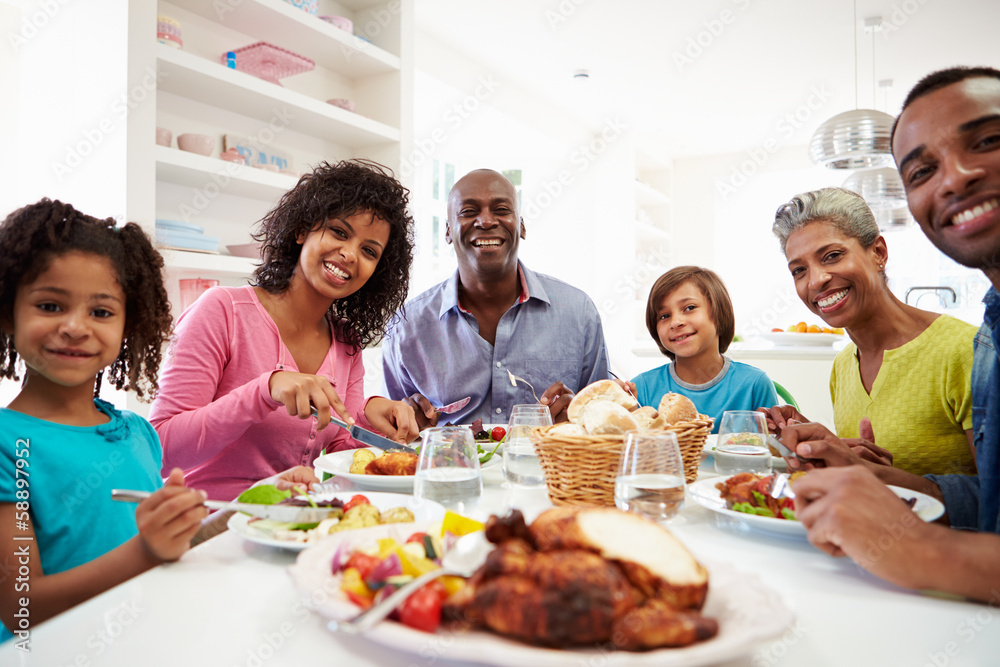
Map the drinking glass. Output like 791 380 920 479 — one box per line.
714 410 773 476
414 427 483 513
502 404 553 487
615 430 686 523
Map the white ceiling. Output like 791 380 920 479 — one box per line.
415 0 1000 162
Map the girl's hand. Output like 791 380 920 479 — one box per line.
269 371 351 430
364 397 420 444
756 405 808 434
135 468 208 562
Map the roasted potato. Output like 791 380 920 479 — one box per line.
381 507 416 524
349 448 377 474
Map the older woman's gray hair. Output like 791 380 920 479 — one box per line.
772 187 880 254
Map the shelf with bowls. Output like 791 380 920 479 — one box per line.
155 145 298 201
165 0 400 77
157 45 400 146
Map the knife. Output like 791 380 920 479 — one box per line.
310 407 414 452
111 489 337 524
767 434 808 463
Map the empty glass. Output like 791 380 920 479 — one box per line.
502 404 552 487
414 427 483 513
714 410 773 476
615 430 686 523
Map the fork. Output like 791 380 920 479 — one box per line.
768 473 796 500
506 369 540 403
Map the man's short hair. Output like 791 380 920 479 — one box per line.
891 66 1000 147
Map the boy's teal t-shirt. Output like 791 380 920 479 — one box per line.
0 399 162 642
632 357 780 433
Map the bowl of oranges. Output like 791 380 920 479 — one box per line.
761 323 846 347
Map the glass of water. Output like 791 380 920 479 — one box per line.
615 430 686 523
414 427 483 513
502 404 553 487
714 410 773 476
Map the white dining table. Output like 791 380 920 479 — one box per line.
3 457 999 667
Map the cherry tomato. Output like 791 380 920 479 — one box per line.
398 584 444 632
345 552 380 581
490 426 506 442
406 532 428 545
344 494 370 511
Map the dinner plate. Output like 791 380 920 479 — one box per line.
227 491 446 551
289 533 795 666
688 477 945 538
315 443 502 493
759 331 846 347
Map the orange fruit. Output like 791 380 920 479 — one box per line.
772 327 784 333
795 322 808 333
807 324 823 333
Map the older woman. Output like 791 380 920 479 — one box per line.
761 187 976 477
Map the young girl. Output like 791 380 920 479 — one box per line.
631 266 779 433
150 159 420 501
0 199 208 640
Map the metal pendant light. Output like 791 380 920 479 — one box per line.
875 206 914 230
809 11 893 169
842 166 906 210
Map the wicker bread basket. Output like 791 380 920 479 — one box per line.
529 416 714 507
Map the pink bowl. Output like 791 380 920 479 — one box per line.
177 133 214 156
326 98 355 112
319 15 353 33
156 127 172 147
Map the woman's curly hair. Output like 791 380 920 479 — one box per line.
0 199 172 401
252 159 414 351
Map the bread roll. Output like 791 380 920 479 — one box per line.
631 406 659 429
568 380 639 424
656 393 698 425
582 400 639 435
547 423 589 438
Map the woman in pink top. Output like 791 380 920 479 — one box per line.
150 160 419 500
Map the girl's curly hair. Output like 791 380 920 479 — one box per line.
0 199 172 401
252 159 414 350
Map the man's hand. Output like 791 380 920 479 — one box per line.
539 382 574 423
780 421 865 470
365 397 421 444
795 466 936 588
402 393 440 431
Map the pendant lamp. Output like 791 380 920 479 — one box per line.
809 12 894 169
842 166 906 210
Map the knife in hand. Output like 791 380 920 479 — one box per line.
767 434 808 464
310 406 414 452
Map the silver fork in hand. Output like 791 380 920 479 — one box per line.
506 369 540 403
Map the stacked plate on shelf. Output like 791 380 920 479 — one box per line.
155 219 219 253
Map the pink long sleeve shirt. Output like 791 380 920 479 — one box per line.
149 286 373 500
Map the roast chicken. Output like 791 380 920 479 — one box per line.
444 508 718 650
364 451 418 476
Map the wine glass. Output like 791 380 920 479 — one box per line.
714 410 773 476
502 404 553 487
615 430 686 523
414 427 483 513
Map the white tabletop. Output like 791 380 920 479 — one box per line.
4 460 999 667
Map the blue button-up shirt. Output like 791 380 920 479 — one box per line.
381 262 611 425
926 287 1000 533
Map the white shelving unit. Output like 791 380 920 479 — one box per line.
125 0 413 301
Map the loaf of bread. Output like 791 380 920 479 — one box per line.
631 406 659 429
547 423 589 438
582 400 639 435
567 380 639 424
655 393 698 425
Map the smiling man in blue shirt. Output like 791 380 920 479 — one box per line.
382 169 611 427
777 66 1000 602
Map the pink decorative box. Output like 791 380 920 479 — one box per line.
283 0 317 15
221 42 315 86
